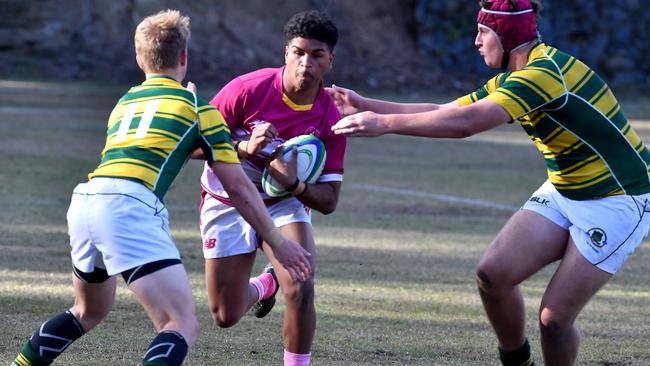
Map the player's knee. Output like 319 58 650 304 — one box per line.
187 319 201 346
476 258 512 294
160 317 200 347
150 308 200 346
70 303 111 330
176 319 201 347
476 265 498 295
539 306 573 335
282 277 314 307
210 308 239 329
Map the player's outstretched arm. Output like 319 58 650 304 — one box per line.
212 161 312 281
326 84 455 116
331 98 510 138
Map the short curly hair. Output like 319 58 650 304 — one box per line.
283 10 339 51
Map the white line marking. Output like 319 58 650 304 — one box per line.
350 183 518 212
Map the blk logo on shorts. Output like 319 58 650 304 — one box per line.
204 238 217 249
588 228 607 248
529 196 549 205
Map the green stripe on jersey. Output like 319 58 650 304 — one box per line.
152 123 200 197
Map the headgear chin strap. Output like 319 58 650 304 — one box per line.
477 0 539 69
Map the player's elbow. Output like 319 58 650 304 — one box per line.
453 123 480 138
309 196 338 215
445 106 491 138
317 201 337 215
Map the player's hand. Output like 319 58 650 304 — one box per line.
325 84 364 117
272 238 312 282
186 81 197 94
267 146 298 188
244 122 278 156
331 111 387 137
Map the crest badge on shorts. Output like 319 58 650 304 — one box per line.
587 228 607 248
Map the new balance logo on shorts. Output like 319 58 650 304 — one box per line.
203 238 216 249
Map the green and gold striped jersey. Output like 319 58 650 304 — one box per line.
89 75 238 200
458 43 650 200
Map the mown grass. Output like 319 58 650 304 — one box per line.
1 80 650 365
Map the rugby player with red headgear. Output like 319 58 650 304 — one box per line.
328 1 650 365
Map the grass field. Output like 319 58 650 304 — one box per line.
1 80 650 365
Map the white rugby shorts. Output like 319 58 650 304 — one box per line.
67 177 180 276
200 192 311 259
522 180 650 274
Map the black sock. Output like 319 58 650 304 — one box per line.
499 338 534 366
142 331 188 366
13 310 85 366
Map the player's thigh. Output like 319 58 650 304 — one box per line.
261 198 316 277
478 209 569 286
200 194 258 258
280 221 316 256
204 252 256 308
540 238 611 326
128 263 196 328
264 221 316 290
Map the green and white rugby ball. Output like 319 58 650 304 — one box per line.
261 134 326 197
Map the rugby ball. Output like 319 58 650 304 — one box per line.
261 134 326 197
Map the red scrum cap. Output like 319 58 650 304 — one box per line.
477 0 538 52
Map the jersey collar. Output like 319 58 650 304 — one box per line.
527 42 549 65
142 74 182 87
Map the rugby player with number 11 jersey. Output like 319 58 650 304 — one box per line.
11 10 310 366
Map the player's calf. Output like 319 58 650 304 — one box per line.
12 310 85 366
141 330 189 366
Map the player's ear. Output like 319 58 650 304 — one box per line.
180 47 187 66
328 51 335 69
136 54 144 71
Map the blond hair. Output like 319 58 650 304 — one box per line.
134 9 190 72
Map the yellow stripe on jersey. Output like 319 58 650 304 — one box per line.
486 70 565 120
94 161 160 189
457 94 474 106
282 93 314 111
491 87 532 118
549 169 610 190
593 89 619 118
96 157 160 172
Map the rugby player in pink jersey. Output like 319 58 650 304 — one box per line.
199 10 345 366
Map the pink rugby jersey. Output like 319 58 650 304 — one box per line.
201 67 346 204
